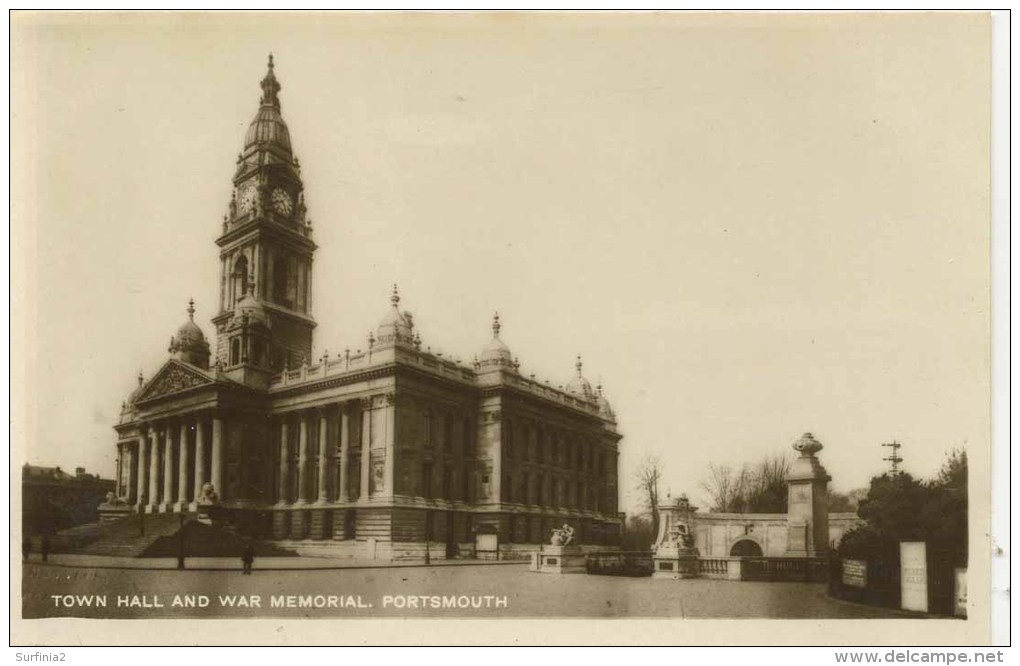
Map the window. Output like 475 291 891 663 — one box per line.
272 255 289 306
423 411 433 447
232 255 248 303
503 420 513 459
230 338 240 365
421 463 433 499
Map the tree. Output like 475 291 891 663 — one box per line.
701 454 791 513
837 448 968 561
633 454 663 540
621 513 655 551
828 487 868 512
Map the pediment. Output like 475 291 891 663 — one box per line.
135 360 215 403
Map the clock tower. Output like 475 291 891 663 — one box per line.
212 55 317 386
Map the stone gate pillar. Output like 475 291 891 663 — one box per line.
785 432 831 557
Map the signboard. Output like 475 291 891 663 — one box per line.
954 567 968 618
476 534 497 553
841 559 867 588
900 541 928 613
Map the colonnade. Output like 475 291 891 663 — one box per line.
116 414 224 512
274 394 395 507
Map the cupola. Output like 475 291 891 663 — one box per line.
375 284 415 348
169 299 211 369
478 312 516 370
565 355 596 401
243 54 292 156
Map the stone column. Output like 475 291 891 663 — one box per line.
360 400 371 499
177 421 190 510
115 443 123 497
337 404 350 502
193 417 207 505
296 412 310 504
148 427 160 510
162 423 175 511
135 434 147 506
382 393 395 498
211 416 224 500
277 418 290 505
316 409 330 504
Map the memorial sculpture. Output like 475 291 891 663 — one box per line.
550 524 576 546
652 493 701 579
533 523 586 574
197 482 220 524
97 491 131 522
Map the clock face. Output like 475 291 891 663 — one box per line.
271 188 293 216
238 182 258 213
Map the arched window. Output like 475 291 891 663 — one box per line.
272 255 289 306
232 255 249 303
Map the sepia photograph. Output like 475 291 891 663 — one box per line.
9 10 998 647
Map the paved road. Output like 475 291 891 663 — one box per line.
23 562 905 619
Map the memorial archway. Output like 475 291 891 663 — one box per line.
729 538 763 557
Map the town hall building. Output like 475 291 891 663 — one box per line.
110 56 622 559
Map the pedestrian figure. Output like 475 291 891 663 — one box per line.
41 534 50 563
22 537 31 562
241 541 255 575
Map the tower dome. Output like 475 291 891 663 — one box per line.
169 299 211 369
565 355 596 401
375 284 415 347
596 383 616 422
235 277 270 327
478 312 515 370
243 55 292 156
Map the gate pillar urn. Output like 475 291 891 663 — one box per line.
785 432 831 557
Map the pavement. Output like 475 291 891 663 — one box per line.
21 561 911 620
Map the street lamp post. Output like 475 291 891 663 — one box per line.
424 509 431 565
177 512 185 570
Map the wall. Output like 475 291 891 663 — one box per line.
692 511 864 557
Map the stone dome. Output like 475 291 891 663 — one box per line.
478 312 516 370
169 300 211 368
243 55 292 155
244 105 292 153
565 355 596 401
375 285 415 347
126 370 146 406
235 283 270 327
597 388 616 422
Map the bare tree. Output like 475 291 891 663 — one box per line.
701 454 791 513
633 454 664 540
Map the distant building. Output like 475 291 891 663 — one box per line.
22 464 115 536
110 56 622 559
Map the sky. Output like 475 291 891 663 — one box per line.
11 13 990 513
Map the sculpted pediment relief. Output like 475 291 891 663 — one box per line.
136 362 213 402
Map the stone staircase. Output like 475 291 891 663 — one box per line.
52 514 185 557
